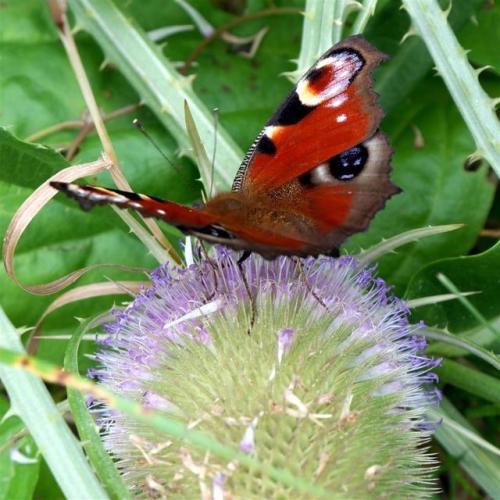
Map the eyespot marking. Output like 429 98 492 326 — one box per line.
329 144 368 181
298 163 335 187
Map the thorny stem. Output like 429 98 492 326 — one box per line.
50 1 180 263
57 6 119 167
332 0 348 45
351 0 378 35
181 7 301 74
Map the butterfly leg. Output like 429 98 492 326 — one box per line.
237 250 251 266
236 257 256 335
198 241 219 301
295 257 331 313
327 248 340 258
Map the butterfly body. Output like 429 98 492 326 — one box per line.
52 35 400 259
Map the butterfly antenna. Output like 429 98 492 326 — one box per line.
209 108 219 198
132 118 180 173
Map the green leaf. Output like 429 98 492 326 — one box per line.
458 1 500 71
0 400 39 500
402 0 500 177
0 306 107 499
64 318 131 500
406 242 500 334
437 359 500 403
366 0 486 115
345 81 495 293
68 0 243 193
434 398 500 499
0 128 160 342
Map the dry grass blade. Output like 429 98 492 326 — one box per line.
49 1 179 262
2 158 148 295
29 280 150 354
35 280 148 329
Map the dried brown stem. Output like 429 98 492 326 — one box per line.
25 103 141 143
52 2 179 261
2 157 147 296
65 121 93 160
28 280 149 355
480 228 500 238
181 7 301 74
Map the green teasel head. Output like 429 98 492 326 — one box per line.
90 247 441 497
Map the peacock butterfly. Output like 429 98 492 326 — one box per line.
51 35 400 259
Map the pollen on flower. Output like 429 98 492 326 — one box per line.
92 246 441 497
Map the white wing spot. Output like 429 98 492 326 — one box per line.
109 195 128 203
310 163 335 185
264 125 282 139
336 114 347 123
327 93 348 108
315 57 334 69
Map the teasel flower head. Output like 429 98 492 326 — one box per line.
92 246 441 497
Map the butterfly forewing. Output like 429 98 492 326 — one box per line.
233 36 389 193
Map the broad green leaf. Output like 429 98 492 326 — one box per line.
459 1 500 70
365 0 484 113
365 0 486 114
345 81 495 293
0 129 161 343
406 242 500 334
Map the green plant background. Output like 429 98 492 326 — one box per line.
0 0 499 498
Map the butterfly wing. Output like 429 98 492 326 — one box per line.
229 35 399 253
51 36 399 259
50 182 218 228
233 35 388 192
50 182 313 256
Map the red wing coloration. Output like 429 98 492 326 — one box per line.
51 35 400 259
233 36 387 192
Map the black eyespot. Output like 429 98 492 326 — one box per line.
329 144 368 181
